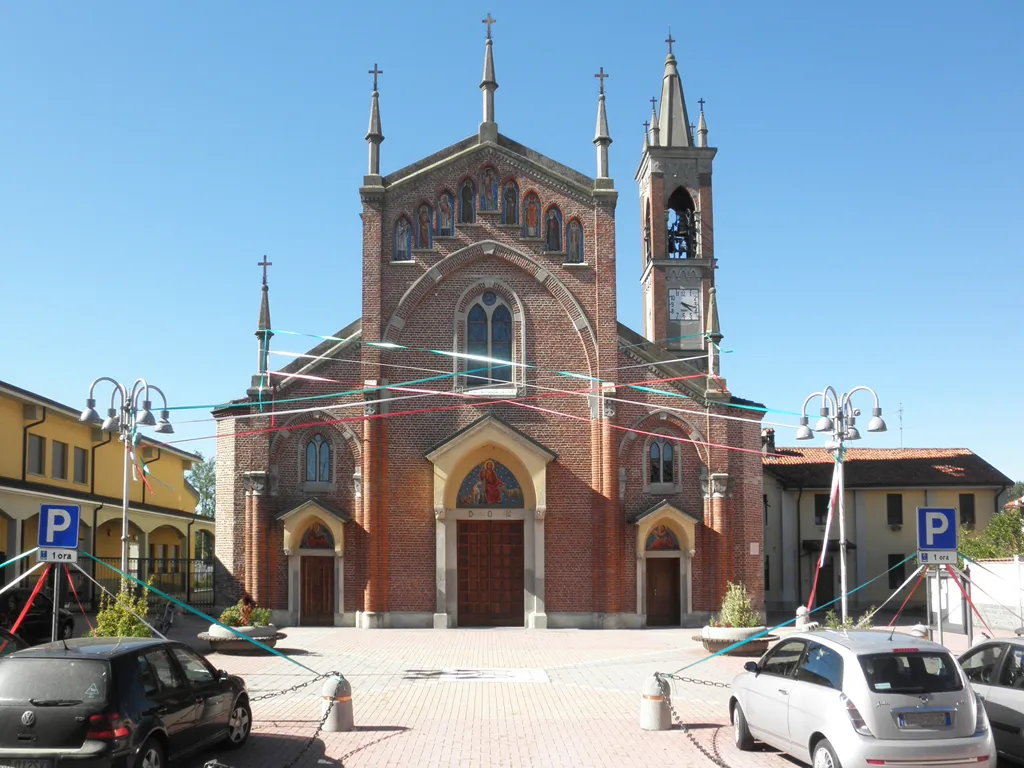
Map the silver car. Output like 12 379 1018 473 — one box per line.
729 630 997 767
959 637 1024 763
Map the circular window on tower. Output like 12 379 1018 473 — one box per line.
482 291 497 306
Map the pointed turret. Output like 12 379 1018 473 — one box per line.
697 102 708 148
479 13 498 140
248 258 275 401
657 31 692 147
649 98 660 147
593 67 611 179
366 64 384 176
705 286 725 390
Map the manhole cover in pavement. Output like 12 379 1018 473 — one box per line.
403 668 549 683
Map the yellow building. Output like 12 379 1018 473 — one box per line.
762 433 1012 612
0 379 215 607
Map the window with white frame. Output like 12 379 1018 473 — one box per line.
465 291 513 388
646 436 677 492
305 435 331 483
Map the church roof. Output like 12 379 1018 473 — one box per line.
383 133 595 196
763 447 1012 489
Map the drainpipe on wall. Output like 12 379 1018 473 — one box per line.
795 487 804 607
91 504 103 608
140 448 161 506
89 431 113 495
186 518 194 605
22 406 47 481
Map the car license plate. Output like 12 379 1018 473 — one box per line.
901 711 950 728
0 760 53 768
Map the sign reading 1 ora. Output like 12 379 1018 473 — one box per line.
916 507 958 565
37 504 80 564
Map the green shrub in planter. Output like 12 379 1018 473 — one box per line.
708 582 761 629
92 585 153 639
218 599 272 628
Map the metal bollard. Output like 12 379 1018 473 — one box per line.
322 676 354 733
639 675 671 731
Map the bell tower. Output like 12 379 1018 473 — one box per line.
637 32 717 365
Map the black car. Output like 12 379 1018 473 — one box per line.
0 588 75 645
0 637 251 767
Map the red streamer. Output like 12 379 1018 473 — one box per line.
64 565 94 634
0 564 51 653
887 567 928 628
944 565 993 637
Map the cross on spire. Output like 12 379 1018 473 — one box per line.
482 12 496 38
594 66 609 95
650 96 657 111
665 28 675 55
698 97 706 111
258 256 272 286
368 63 383 91
643 120 650 134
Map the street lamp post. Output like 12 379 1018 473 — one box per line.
796 386 887 622
79 378 173 578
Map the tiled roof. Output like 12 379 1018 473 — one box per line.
763 447 1012 489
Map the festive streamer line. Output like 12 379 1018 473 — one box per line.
664 553 918 676
887 568 928 628
944 564 994 637
861 564 925 625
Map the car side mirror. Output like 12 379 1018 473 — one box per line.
217 669 228 681
744 662 759 675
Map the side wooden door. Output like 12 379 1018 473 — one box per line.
300 556 334 626
646 558 680 626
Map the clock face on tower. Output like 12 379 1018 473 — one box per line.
668 287 701 322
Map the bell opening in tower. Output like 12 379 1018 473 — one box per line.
665 187 697 260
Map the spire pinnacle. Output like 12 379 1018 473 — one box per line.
365 64 384 175
649 97 660 147
593 67 611 178
479 14 498 137
697 99 708 148
255 257 273 377
657 33 692 147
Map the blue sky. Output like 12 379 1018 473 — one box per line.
2 2 1022 480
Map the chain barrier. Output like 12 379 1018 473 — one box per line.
657 672 735 768
206 672 346 768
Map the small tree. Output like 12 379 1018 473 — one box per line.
92 585 153 638
187 452 216 518
710 582 761 628
823 605 876 630
960 507 1024 561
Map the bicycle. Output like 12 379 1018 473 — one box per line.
157 598 176 636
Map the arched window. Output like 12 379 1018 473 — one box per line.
466 291 513 387
544 206 563 252
479 167 498 211
305 435 330 483
501 181 519 225
394 217 412 261
415 204 432 249
666 187 697 259
436 191 454 236
648 438 673 485
522 193 541 238
459 180 476 224
565 220 584 263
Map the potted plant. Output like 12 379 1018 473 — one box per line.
699 582 768 655
203 595 281 650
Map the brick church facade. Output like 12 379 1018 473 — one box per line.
214 28 766 629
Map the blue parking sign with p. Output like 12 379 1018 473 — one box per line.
917 507 957 552
39 504 80 549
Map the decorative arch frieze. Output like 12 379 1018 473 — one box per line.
269 409 363 496
381 240 597 379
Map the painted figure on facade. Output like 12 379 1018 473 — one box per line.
395 217 411 260
566 220 583 263
437 193 454 236
480 168 498 211
417 204 431 248
459 181 475 223
501 183 519 225
544 208 562 251
456 459 524 508
645 524 680 551
523 194 540 237
301 521 334 549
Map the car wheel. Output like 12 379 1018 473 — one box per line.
138 737 165 768
732 703 755 751
223 697 252 749
812 738 842 768
59 621 74 640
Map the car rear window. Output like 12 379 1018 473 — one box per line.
859 651 963 694
0 658 110 703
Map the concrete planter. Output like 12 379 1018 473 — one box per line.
697 625 770 656
199 624 285 652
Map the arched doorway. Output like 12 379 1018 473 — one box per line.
279 500 348 627
298 520 335 626
635 501 697 627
